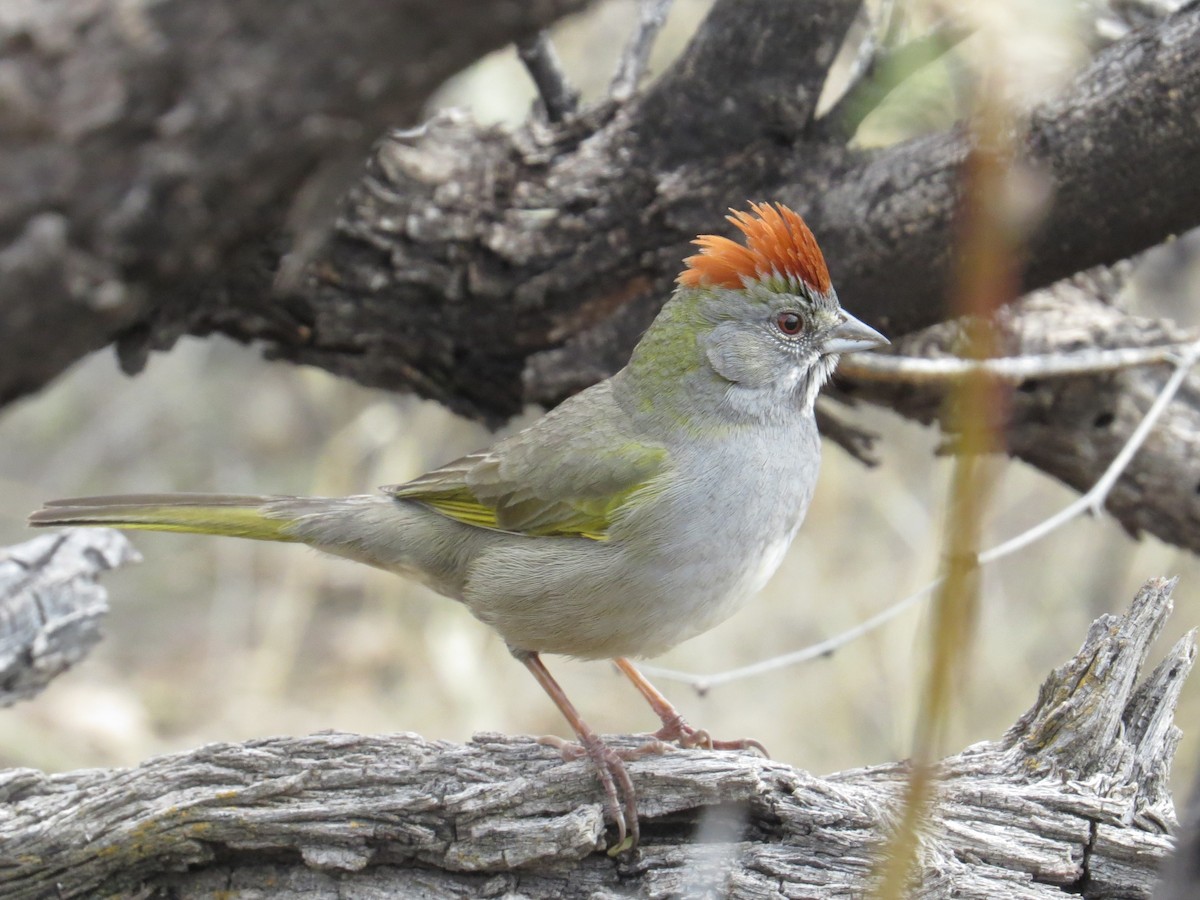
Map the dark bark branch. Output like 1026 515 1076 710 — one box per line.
197 0 860 425
4 3 1197 424
0 578 1189 898
0 0 591 407
272 3 1200 423
517 32 580 123
631 0 858 166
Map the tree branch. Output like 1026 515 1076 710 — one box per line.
608 0 675 102
517 32 580 123
269 4 1200 422
0 0 591 408
4 4 1197 425
812 3 1200 339
0 578 1187 898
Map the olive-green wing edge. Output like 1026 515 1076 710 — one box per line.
381 445 668 541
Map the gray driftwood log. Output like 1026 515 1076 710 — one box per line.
0 529 138 708
0 577 1190 898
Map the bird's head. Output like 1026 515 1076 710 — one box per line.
624 202 888 424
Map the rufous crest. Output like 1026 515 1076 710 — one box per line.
678 201 832 293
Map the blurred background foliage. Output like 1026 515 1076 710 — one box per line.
2 0 1199 799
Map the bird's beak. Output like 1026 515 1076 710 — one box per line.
823 312 889 355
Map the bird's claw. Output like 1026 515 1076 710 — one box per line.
651 714 769 756
538 734 640 850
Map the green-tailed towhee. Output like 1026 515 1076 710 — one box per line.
31 201 887 850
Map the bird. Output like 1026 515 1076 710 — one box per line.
30 201 887 851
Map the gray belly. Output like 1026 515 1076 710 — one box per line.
462 423 820 659
462 533 799 659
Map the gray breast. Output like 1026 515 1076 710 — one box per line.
459 417 822 660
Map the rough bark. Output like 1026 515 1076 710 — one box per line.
0 529 137 708
0 0 590 407
0 578 1190 898
271 0 865 423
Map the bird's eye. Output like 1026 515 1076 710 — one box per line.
775 311 804 336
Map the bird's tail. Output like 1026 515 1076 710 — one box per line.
30 492 487 599
28 494 303 542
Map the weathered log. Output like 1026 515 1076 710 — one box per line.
0 529 138 708
0 577 1189 898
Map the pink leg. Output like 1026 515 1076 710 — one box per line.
614 657 768 756
516 650 640 849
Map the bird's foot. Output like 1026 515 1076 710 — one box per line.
612 658 768 756
539 733 640 852
650 713 769 756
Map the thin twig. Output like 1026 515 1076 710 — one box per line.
979 338 1200 561
517 32 579 123
641 338 1200 691
837 341 1195 383
609 0 675 102
874 88 1021 892
640 581 941 694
